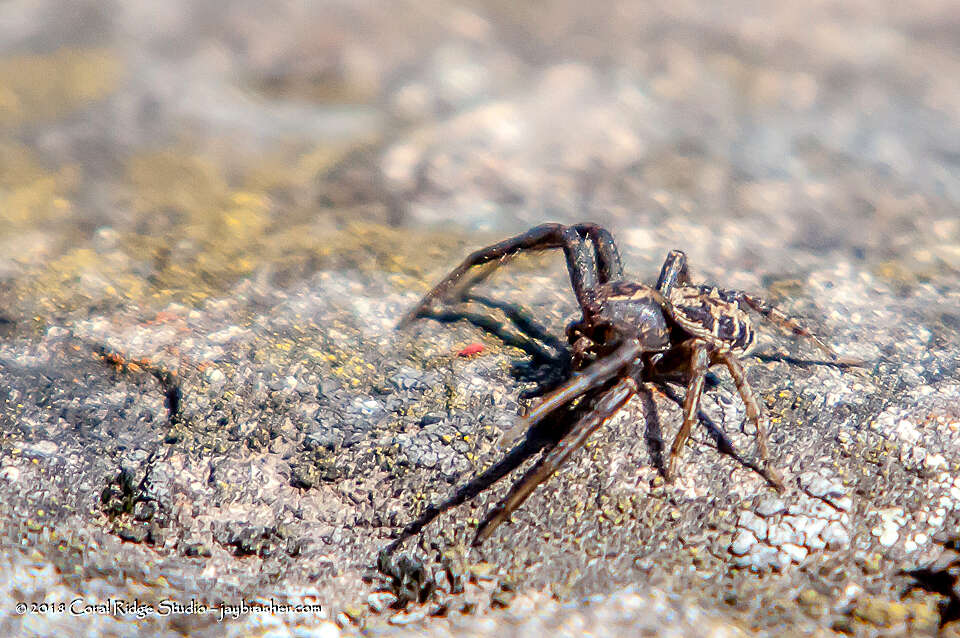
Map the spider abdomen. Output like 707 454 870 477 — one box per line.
668 286 755 353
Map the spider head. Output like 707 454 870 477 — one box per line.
666 285 755 354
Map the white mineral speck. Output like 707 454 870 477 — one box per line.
822 522 850 548
781 543 809 563
878 526 899 547
767 522 799 546
313 621 341 638
730 530 758 555
756 496 786 517
924 453 947 472
738 511 768 540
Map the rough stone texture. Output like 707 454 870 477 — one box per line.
1 0 959 636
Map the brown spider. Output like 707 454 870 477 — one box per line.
393 223 850 547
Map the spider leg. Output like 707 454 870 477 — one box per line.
499 338 642 448
735 292 843 361
721 353 785 491
399 223 624 328
573 223 624 282
665 340 710 482
398 224 593 326
656 249 691 295
474 376 638 545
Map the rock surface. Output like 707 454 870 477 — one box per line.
1 0 959 636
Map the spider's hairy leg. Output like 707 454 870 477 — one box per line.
573 223 624 282
397 223 600 327
474 375 638 545
665 341 709 482
656 249 691 295
736 292 842 361
499 339 643 448
721 353 785 491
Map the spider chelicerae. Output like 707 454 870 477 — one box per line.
390 222 853 548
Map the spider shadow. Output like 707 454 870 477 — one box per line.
415 293 573 398
383 402 584 555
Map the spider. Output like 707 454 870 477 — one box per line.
393 223 850 547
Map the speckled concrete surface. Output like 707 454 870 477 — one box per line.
1 1 959 636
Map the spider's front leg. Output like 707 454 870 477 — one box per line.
397 223 623 327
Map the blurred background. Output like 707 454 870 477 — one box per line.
2 0 958 326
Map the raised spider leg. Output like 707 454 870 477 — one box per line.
474 375 638 545
734 292 841 361
656 249 691 295
398 223 622 327
575 223 624 282
721 353 785 491
499 338 643 448
665 340 710 482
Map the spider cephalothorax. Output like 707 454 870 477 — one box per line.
391 223 848 547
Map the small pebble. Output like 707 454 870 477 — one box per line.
780 543 809 563
367 592 398 613
803 475 842 499
730 530 758 556
822 522 851 549
786 515 827 544
878 526 899 547
749 544 780 572
389 608 427 625
806 534 827 551
829 496 853 512
767 522 800 546
737 511 768 540
756 496 786 517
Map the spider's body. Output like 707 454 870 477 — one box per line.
393 223 845 547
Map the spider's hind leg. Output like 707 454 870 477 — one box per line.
736 292 840 361
721 353 785 491
573 223 624 283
